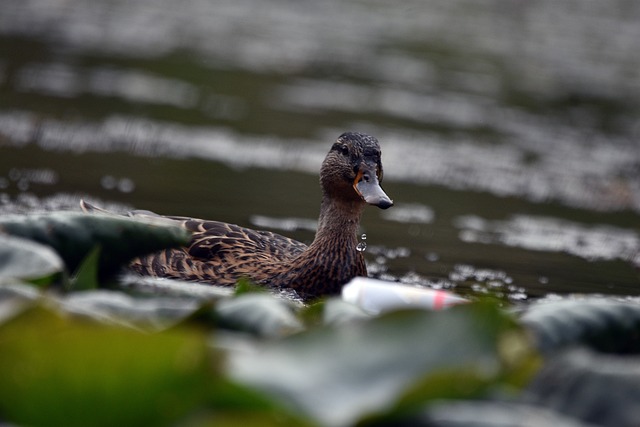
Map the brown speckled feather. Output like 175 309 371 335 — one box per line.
130 218 307 285
81 132 392 301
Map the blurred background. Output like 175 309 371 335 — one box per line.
0 0 639 301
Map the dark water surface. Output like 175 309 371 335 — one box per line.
1 0 639 301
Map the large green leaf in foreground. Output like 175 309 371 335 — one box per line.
228 302 538 426
0 212 191 278
0 307 211 427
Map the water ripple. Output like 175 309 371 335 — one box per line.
455 214 640 263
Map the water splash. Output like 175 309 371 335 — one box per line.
446 264 527 301
356 233 367 252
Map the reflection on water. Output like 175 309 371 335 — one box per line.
381 203 435 224
100 175 136 193
17 63 199 109
249 215 317 233
455 214 640 264
14 62 245 119
2 110 636 213
1 168 58 192
1 0 639 300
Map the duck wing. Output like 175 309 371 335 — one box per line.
181 218 307 263
123 208 308 285
80 200 309 284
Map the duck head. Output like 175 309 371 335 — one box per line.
320 132 393 209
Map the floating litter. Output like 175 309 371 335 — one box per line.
342 277 469 314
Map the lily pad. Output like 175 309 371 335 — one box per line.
523 349 640 427
0 234 64 286
0 212 191 279
520 298 640 354
412 400 590 427
213 293 304 338
119 274 234 300
58 290 203 331
228 302 536 426
299 297 371 328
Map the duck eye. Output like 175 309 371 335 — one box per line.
332 143 349 155
331 143 350 156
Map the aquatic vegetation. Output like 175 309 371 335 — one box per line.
1 211 639 426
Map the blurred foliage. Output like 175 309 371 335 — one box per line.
0 234 64 286
521 299 640 355
0 212 190 280
0 211 639 426
227 301 538 426
0 291 539 427
0 307 211 427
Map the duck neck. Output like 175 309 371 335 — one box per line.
311 195 365 250
267 195 368 300
272 195 367 300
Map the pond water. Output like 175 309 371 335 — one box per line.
1 0 639 302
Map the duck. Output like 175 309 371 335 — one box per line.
81 132 393 300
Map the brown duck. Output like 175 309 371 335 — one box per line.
82 132 393 300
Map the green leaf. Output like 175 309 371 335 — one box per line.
358 369 496 426
234 277 268 295
0 306 212 427
0 234 64 287
228 301 537 426
70 245 101 291
196 379 316 427
0 212 191 279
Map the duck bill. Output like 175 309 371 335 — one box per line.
353 166 394 209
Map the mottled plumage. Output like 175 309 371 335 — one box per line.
81 132 393 300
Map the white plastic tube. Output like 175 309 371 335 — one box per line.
342 277 468 314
